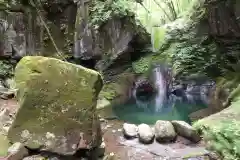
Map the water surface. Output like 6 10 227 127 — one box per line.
113 94 208 125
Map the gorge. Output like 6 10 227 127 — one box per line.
0 0 240 160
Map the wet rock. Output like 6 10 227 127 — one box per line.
104 116 118 121
8 56 103 154
7 142 29 160
123 123 138 139
138 124 154 144
97 141 106 157
22 155 46 160
171 84 186 97
186 84 200 94
172 121 201 143
154 120 177 143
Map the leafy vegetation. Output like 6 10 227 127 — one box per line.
89 0 133 29
130 0 224 79
0 60 14 79
193 100 240 160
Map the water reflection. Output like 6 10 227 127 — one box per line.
113 93 208 124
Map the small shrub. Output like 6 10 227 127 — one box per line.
0 60 14 79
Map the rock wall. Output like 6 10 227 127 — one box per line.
0 0 76 58
0 0 150 74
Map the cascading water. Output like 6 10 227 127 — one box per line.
112 63 210 124
152 65 169 112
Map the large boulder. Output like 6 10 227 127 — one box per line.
171 121 201 143
138 124 154 144
7 56 103 155
123 123 138 139
154 120 177 143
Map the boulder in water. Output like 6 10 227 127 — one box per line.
123 123 138 139
172 121 201 143
7 56 103 155
154 120 176 143
138 124 154 144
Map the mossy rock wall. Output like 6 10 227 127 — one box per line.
8 56 103 154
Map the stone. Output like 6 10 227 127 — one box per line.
138 124 154 144
22 155 46 160
154 120 177 143
171 121 201 143
0 108 10 122
99 118 106 122
0 79 15 100
0 90 15 100
97 141 106 157
7 142 29 160
7 56 103 155
123 123 138 139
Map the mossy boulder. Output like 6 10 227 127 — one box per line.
8 56 103 155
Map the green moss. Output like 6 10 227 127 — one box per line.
98 72 135 108
99 83 119 101
0 134 10 157
132 51 169 74
132 55 152 74
0 60 15 79
89 0 133 29
8 56 103 149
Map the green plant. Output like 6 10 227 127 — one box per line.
132 55 152 74
151 26 166 52
194 119 240 160
0 60 14 78
89 0 133 29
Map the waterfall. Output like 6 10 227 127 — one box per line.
152 65 169 112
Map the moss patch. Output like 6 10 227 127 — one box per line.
89 0 133 29
0 134 10 157
0 60 15 79
132 51 169 74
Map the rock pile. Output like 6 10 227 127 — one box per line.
122 120 201 144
